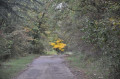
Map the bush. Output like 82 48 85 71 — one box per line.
30 39 45 54
0 36 12 61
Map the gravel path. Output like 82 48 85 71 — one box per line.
16 55 75 79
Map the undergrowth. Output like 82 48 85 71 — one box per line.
66 53 109 79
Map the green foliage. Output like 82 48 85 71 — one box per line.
31 40 45 54
82 19 120 78
0 0 47 60
79 1 120 78
0 37 13 60
47 0 120 78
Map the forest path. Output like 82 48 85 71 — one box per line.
16 55 75 79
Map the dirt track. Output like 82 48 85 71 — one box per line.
16 55 75 79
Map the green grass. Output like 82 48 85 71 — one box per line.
0 54 38 79
46 50 57 55
66 53 109 79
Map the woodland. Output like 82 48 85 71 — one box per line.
0 0 120 79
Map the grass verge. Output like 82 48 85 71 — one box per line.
46 50 57 55
0 54 38 79
66 53 109 79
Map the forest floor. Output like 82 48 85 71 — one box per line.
15 55 76 79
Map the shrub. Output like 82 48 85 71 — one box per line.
50 39 66 53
